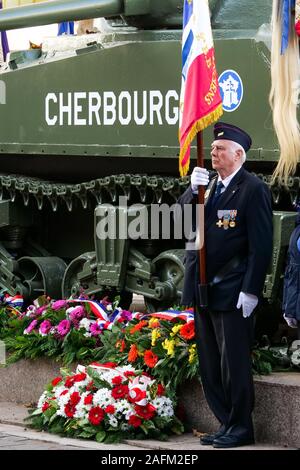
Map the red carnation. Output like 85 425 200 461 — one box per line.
60 389 68 396
111 385 129 400
105 405 115 414
144 350 158 368
134 403 156 420
112 375 123 385
64 376 75 388
180 321 195 340
69 391 81 406
128 415 142 428
65 403 76 418
51 376 62 387
88 406 105 426
84 394 93 405
42 402 50 412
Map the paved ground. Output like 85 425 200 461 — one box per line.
0 403 295 451
0 423 148 450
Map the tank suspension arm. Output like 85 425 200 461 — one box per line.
0 0 137 32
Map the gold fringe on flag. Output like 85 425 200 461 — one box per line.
179 103 223 177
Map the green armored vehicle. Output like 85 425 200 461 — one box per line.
0 0 296 338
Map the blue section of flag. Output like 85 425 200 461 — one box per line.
182 29 194 79
182 1 195 81
281 0 296 54
183 0 194 28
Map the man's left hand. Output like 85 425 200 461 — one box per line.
236 292 258 318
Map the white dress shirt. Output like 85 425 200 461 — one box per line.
217 166 242 194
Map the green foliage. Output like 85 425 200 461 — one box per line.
251 348 286 375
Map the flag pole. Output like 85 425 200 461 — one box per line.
197 131 208 307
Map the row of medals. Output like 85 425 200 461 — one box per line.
216 210 237 229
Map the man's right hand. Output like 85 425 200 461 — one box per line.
191 167 210 193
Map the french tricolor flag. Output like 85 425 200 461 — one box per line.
179 0 223 176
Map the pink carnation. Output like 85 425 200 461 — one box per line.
39 320 52 336
68 306 85 326
51 300 67 311
90 322 102 337
36 305 48 316
121 310 132 321
24 319 38 334
57 319 71 337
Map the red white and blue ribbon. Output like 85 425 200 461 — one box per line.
68 299 109 321
140 308 194 323
3 293 24 308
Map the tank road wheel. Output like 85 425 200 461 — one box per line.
17 256 67 301
144 250 185 313
62 252 96 298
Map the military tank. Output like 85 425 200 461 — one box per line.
0 0 297 339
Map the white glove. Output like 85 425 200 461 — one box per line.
283 314 298 329
191 167 209 193
236 292 258 318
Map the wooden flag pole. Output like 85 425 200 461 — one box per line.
197 131 208 307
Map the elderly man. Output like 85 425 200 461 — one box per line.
178 122 273 448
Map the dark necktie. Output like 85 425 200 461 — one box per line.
211 181 225 207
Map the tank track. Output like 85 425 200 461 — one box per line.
255 173 300 206
0 172 297 211
0 173 190 211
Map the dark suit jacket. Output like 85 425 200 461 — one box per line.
177 167 273 310
282 214 300 321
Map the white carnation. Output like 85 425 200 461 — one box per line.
108 416 118 428
79 318 95 331
93 388 114 407
152 397 174 417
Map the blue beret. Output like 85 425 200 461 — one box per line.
213 122 252 152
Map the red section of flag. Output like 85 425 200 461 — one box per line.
179 47 223 176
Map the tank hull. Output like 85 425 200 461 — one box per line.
0 29 278 180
